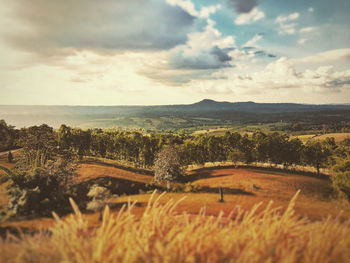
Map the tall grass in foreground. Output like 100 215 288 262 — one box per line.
1 191 349 263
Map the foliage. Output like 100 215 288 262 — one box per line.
16 124 58 169
1 193 350 263
331 153 350 200
302 141 331 174
0 120 17 152
6 157 77 216
3 121 346 176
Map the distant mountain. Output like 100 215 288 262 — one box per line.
1 100 350 129
186 99 350 113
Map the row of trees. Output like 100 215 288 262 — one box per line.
0 121 343 174
55 125 338 174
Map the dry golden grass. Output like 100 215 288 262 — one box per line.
75 163 153 184
1 192 350 263
189 168 333 201
293 132 350 143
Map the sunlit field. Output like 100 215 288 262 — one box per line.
1 192 349 263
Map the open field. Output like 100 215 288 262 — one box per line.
75 163 153 184
1 193 350 263
1 160 349 235
293 132 350 143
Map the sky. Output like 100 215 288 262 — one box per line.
0 0 350 105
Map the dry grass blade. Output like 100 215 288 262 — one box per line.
0 191 349 263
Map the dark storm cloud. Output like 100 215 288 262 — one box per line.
4 0 197 58
170 46 234 70
211 46 233 63
227 0 258 13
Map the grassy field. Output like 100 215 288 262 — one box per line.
1 155 350 262
1 159 349 233
1 193 350 263
293 132 350 143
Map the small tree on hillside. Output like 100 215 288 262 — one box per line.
154 146 184 191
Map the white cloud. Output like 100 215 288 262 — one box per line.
187 57 350 98
308 7 314 12
275 12 300 35
234 8 265 25
166 0 221 18
278 23 297 35
243 34 263 47
290 48 350 64
298 38 307 45
275 13 300 23
199 4 222 18
300 27 316 33
166 0 198 17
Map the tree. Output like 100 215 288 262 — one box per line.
154 146 184 190
16 124 57 168
0 120 17 152
302 141 331 174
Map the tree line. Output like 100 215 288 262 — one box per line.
1 120 346 174
56 124 341 174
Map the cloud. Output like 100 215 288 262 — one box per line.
290 49 350 64
298 38 308 45
227 0 258 13
278 23 297 35
308 7 314 12
4 0 198 59
299 27 316 33
244 34 263 47
188 57 350 96
168 19 236 70
275 12 300 35
167 0 221 18
235 8 265 25
275 13 300 23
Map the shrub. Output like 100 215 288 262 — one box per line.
6 157 77 216
331 154 350 200
86 184 111 212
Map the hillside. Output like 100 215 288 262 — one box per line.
1 159 349 235
1 100 350 129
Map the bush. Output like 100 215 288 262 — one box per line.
6 158 77 216
331 154 350 200
332 172 350 200
86 184 111 212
